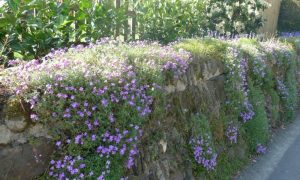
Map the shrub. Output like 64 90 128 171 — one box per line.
0 0 126 61
205 0 269 35
0 0 272 62
136 0 206 44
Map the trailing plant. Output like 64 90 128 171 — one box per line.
243 79 269 152
1 37 299 179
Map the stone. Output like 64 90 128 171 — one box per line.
154 163 166 180
12 133 28 144
0 125 12 145
201 60 224 80
159 139 167 153
0 138 54 180
5 116 27 132
176 80 186 91
165 85 175 94
29 124 51 139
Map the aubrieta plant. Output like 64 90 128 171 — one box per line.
1 39 191 179
190 135 218 171
225 122 238 144
1 37 299 179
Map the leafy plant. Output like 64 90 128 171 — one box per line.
205 0 269 35
136 0 206 44
243 79 269 152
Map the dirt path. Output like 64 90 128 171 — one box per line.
237 112 300 180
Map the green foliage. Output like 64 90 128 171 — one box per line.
269 89 280 127
278 0 300 32
175 38 228 60
190 113 212 137
0 0 272 62
243 80 269 152
0 0 126 61
136 0 206 44
204 152 248 180
283 66 298 121
205 0 269 34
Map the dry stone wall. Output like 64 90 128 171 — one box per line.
0 38 299 180
133 57 225 179
0 89 54 180
0 56 226 180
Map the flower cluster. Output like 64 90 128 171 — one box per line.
225 123 238 144
190 136 218 171
252 56 267 79
281 32 300 38
240 100 255 123
276 79 289 98
262 40 294 66
256 144 267 154
240 57 249 97
0 40 191 179
239 57 255 123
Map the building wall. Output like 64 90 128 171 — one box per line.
259 0 282 35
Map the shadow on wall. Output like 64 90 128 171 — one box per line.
278 0 300 32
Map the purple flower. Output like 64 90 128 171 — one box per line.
126 156 135 169
77 111 84 117
79 173 84 178
52 112 57 117
71 102 79 108
256 144 267 154
84 101 89 107
109 113 115 123
94 119 99 126
97 175 104 180
240 100 255 123
63 113 71 118
56 141 62 147
120 144 127 155
91 134 96 141
190 136 218 170
79 163 86 169
30 114 39 121
75 134 82 144
101 99 109 107
225 123 238 144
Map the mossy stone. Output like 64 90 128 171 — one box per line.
3 97 30 132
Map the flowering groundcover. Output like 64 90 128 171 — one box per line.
0 37 299 179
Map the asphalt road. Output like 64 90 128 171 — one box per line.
237 112 300 180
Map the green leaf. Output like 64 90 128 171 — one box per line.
7 0 20 11
0 18 10 28
13 51 23 59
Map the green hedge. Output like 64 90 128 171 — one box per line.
0 0 269 63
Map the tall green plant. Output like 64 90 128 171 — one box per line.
136 0 206 44
0 0 128 60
